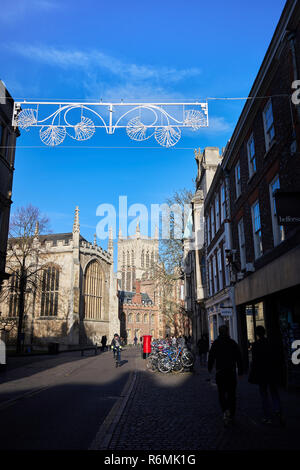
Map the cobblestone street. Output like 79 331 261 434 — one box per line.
105 348 300 451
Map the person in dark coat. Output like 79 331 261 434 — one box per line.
111 334 122 367
248 325 284 425
197 334 209 365
101 335 107 351
208 325 243 426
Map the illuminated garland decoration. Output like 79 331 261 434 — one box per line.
13 101 208 148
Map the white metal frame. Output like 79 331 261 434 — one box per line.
12 101 208 148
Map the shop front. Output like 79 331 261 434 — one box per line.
207 287 238 345
236 286 300 387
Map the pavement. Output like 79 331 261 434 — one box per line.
0 348 135 450
0 347 299 451
100 349 300 451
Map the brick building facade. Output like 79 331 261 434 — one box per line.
118 279 159 343
185 2 300 387
0 82 19 290
204 161 238 343
183 147 221 351
220 0 300 386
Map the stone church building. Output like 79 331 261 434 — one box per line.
117 223 167 342
117 222 159 292
1 207 119 350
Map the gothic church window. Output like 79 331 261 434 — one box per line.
126 271 131 291
9 270 20 317
84 261 103 320
141 250 144 268
41 265 60 316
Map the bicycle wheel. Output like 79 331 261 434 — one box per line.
181 351 194 367
146 355 157 371
157 356 172 373
173 358 184 373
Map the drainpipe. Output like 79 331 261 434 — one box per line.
224 170 238 341
287 31 300 147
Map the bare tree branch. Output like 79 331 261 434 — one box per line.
1 204 51 353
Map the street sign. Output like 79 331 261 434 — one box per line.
220 307 233 316
275 191 300 225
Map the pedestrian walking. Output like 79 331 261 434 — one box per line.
248 325 284 425
197 334 209 365
111 333 122 367
208 324 243 427
134 336 138 347
101 335 107 352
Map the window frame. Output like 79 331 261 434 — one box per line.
251 200 263 259
235 160 241 198
247 133 256 178
221 185 226 222
211 205 215 239
217 248 223 291
269 174 284 247
40 265 60 317
213 254 218 293
206 214 211 245
215 194 220 232
208 259 213 296
263 99 275 151
237 218 246 270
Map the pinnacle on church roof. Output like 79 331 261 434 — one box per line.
34 221 39 238
73 206 80 233
108 227 114 254
136 220 140 239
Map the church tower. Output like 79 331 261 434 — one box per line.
117 222 159 292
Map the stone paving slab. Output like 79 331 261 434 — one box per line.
107 352 300 451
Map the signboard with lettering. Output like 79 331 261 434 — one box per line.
275 191 300 225
220 307 233 316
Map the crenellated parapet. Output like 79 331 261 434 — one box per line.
79 239 112 264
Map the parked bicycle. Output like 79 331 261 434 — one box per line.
146 339 194 374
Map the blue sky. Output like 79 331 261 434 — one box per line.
1 0 286 262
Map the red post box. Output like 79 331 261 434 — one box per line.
142 335 152 358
